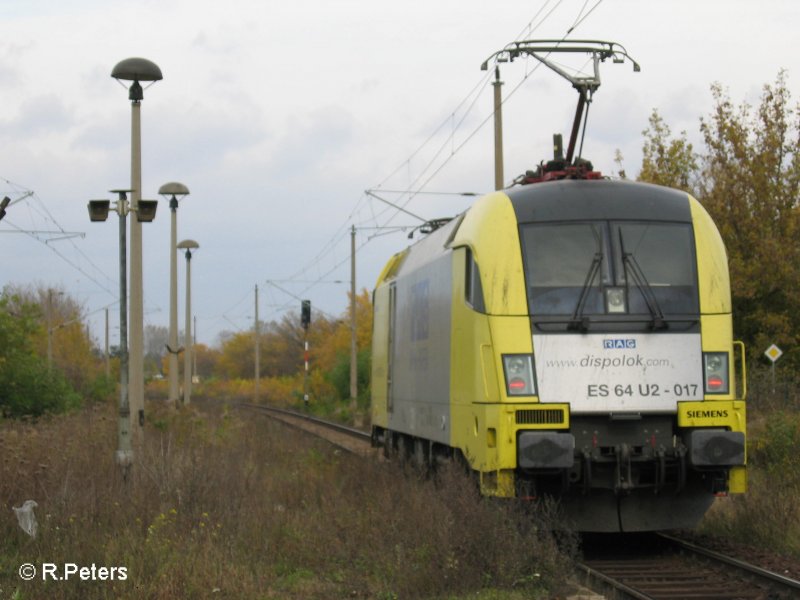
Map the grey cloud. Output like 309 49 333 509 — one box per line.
0 93 73 137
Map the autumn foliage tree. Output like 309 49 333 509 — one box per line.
0 288 83 417
639 109 698 191
638 72 800 367
210 290 374 407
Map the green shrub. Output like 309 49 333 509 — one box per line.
0 295 82 418
325 349 370 402
700 407 800 557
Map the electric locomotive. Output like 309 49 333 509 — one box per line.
370 40 746 532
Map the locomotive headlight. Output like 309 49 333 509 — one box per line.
503 354 536 396
605 287 627 314
703 352 729 394
507 356 526 374
706 355 723 372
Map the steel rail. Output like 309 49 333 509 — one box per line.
233 401 371 442
658 532 800 595
575 562 654 600
578 532 800 599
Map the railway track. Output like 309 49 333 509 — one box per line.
230 401 800 599
232 401 373 456
578 532 800 599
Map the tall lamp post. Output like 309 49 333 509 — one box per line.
111 57 162 436
88 190 158 475
159 182 190 405
177 239 199 404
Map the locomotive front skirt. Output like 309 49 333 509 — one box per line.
370 179 746 532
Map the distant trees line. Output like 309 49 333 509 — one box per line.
0 284 373 418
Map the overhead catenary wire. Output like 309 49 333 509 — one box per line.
246 1 605 325
375 2 595 219
392 2 608 213
0 181 118 297
250 6 560 299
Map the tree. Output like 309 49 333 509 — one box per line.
216 330 257 380
638 109 698 192
211 292 374 396
0 293 81 417
145 324 169 376
3 283 101 394
697 72 800 363
192 343 219 380
637 73 800 367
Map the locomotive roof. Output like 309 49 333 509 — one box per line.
505 179 692 223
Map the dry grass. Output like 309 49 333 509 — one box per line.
698 371 800 558
1 402 573 599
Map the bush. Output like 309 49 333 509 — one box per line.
0 295 82 418
0 353 82 418
326 349 371 402
699 408 800 557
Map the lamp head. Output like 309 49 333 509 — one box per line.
111 58 163 82
112 58 162 101
136 200 158 222
88 200 111 222
178 239 199 259
177 239 199 250
158 182 190 208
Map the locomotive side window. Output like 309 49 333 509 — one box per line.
464 247 486 313
521 223 609 316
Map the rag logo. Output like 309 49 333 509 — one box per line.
603 338 636 349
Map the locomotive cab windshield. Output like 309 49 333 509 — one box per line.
521 219 699 331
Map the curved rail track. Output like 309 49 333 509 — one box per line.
229 401 800 600
232 401 373 456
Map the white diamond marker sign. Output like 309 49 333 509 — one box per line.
765 344 783 363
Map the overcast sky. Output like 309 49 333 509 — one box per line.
1 0 798 349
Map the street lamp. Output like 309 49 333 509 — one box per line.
111 57 162 437
88 189 158 476
177 239 199 404
159 182 190 405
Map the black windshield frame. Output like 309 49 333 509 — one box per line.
519 220 700 328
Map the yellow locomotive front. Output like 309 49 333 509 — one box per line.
371 178 746 532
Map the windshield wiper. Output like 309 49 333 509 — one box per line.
568 252 602 331
619 231 667 331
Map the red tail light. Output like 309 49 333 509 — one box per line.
703 353 729 395
503 355 536 396
509 378 527 391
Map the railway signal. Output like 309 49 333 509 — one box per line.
301 299 311 329
301 300 311 405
